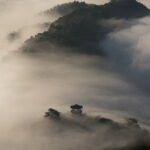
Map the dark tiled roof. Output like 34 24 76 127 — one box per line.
70 104 83 109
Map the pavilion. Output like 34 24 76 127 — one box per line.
70 104 83 115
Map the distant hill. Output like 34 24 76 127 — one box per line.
22 0 150 55
44 1 91 17
101 0 150 19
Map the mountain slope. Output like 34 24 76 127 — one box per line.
45 1 91 17
22 0 150 55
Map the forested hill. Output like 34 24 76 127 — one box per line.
22 0 150 55
44 1 91 17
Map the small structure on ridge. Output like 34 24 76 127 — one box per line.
70 104 83 115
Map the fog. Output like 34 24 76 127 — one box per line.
0 0 150 150
102 17 150 123
1 53 150 150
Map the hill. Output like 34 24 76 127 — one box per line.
45 1 91 17
22 0 150 55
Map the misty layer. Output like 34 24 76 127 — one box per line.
102 17 150 94
0 52 150 150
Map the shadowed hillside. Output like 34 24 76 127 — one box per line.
22 0 150 55
45 1 90 17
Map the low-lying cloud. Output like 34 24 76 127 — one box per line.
0 51 149 150
102 17 150 93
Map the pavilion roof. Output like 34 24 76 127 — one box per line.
70 104 83 109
